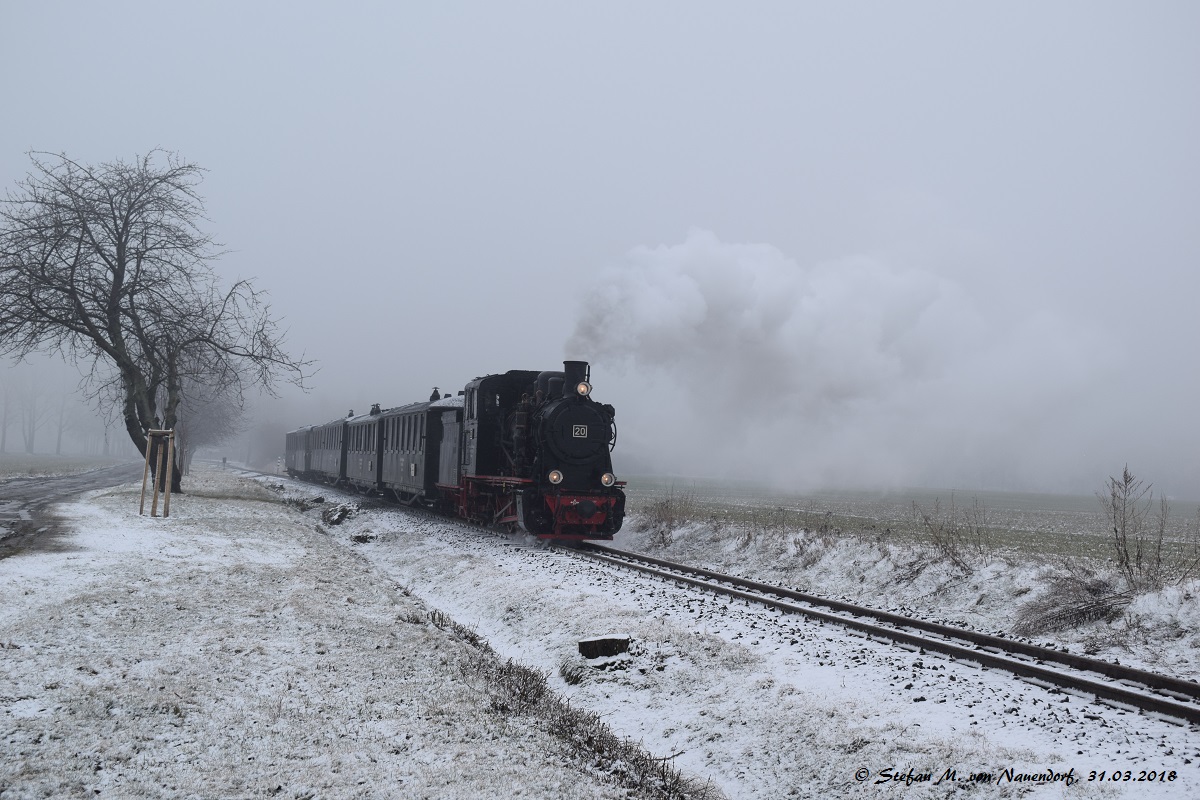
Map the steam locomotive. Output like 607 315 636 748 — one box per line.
284 361 625 540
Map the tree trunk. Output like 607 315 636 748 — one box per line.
23 396 35 454
55 397 65 455
0 389 8 454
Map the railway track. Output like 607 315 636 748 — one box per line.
564 541 1200 726
245 467 1200 725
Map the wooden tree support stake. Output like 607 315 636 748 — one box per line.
139 429 177 518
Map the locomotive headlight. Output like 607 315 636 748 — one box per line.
600 472 616 487
575 381 592 396
548 469 564 484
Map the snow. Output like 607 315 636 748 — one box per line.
3 467 1199 799
325 509 1199 799
0 471 637 799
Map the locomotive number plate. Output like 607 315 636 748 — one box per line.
572 425 588 438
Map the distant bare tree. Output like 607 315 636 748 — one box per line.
0 382 10 453
54 394 75 455
0 151 309 489
16 373 54 454
171 375 246 474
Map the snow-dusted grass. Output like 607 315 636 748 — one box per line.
616 505 1200 680
625 478 1200 571
0 469 685 799
0 453 139 481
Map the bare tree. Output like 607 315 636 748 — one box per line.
0 151 309 489
1098 465 1166 591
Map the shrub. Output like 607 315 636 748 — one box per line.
912 496 992 574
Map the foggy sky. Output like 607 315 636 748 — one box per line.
2 2 1198 495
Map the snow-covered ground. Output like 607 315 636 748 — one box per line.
0 469 657 799
3 467 1198 799
270 476 1199 799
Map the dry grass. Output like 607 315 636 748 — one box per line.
1010 575 1132 636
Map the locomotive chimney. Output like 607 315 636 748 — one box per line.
563 360 589 388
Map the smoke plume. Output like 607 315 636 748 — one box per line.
568 229 1109 492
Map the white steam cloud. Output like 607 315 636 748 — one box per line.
569 229 1111 492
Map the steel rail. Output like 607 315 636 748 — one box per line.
571 541 1200 725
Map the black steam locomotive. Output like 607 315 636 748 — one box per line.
284 361 625 540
